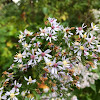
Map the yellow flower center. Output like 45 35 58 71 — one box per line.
22 92 25 97
24 43 28 47
62 50 65 53
17 53 22 58
19 64 23 68
75 42 79 45
93 26 95 29
10 93 15 98
63 29 66 32
28 78 32 82
19 35 23 39
27 94 34 98
80 46 84 50
83 34 86 38
63 60 68 66
46 62 51 66
27 31 31 35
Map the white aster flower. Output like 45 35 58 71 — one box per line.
21 91 27 97
24 76 36 85
63 27 73 45
33 42 41 47
86 33 97 50
22 50 30 58
24 29 33 36
48 17 63 31
46 32 57 43
91 22 99 31
12 80 22 92
18 31 25 43
48 17 57 25
28 49 38 66
22 41 31 50
40 27 48 37
5 89 19 100
81 32 88 39
36 48 52 62
74 42 89 56
50 58 62 74
18 63 24 70
61 56 70 69
14 53 23 63
76 23 87 37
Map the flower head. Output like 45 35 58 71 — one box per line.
24 76 36 85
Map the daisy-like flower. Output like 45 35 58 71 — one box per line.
18 31 25 43
91 22 99 31
63 27 73 43
18 63 24 70
24 76 36 85
50 58 62 74
33 42 41 47
28 49 38 66
45 57 52 67
61 56 70 69
21 91 27 97
40 27 48 37
14 53 23 63
24 29 33 36
36 48 52 62
74 42 89 56
22 50 30 58
22 41 31 50
5 89 19 100
86 33 96 43
46 29 57 43
12 80 22 92
81 32 88 39
76 23 87 37
44 57 52 73
63 27 73 36
48 17 63 31
86 33 97 50
48 17 57 25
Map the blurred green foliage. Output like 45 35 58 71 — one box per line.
0 0 100 99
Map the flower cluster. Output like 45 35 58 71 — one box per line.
0 17 100 100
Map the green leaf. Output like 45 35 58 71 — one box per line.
90 84 96 93
43 7 48 15
25 98 29 100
